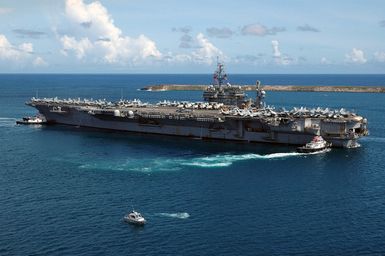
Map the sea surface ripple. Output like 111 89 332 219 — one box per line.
1 74 385 255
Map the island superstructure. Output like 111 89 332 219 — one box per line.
26 63 368 148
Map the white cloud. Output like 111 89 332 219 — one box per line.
164 52 192 63
95 34 161 63
165 33 225 65
271 40 281 58
0 34 33 61
0 34 47 68
33 56 47 66
345 48 367 64
61 0 161 64
374 51 385 62
0 34 22 60
271 40 292 65
191 33 224 65
19 43 34 53
60 35 92 59
65 0 121 41
60 0 226 67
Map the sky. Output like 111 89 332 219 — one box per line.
0 0 384 73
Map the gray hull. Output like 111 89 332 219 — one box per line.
34 104 362 148
25 63 368 148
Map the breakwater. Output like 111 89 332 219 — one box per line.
142 84 385 93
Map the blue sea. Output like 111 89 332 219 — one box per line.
1 74 385 255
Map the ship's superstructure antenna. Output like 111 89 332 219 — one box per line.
204 60 246 106
255 80 265 109
212 60 228 88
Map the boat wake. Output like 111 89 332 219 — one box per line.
79 159 182 173
75 150 329 172
308 148 332 154
157 212 190 219
180 152 307 168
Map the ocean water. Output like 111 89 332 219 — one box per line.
1 74 385 255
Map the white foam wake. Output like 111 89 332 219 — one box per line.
76 150 330 172
180 152 306 168
79 158 182 172
157 212 190 219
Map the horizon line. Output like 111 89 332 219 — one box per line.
1 73 385 75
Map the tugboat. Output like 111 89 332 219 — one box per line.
297 136 332 153
123 210 146 225
16 115 46 125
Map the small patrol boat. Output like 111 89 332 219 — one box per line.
297 136 332 153
124 210 146 225
16 115 46 125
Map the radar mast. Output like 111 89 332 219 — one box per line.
212 59 228 88
255 80 266 109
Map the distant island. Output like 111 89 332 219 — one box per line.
141 84 385 93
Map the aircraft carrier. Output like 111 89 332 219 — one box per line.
26 63 369 148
